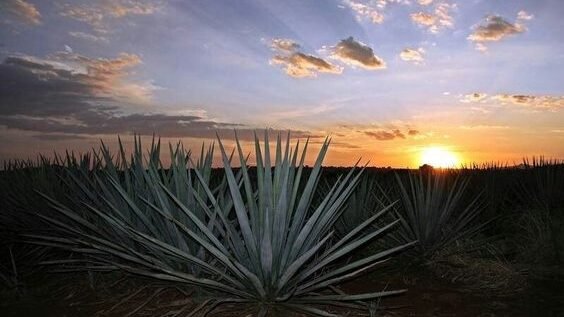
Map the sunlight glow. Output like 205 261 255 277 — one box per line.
420 146 460 168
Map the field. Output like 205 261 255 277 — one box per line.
1 135 563 316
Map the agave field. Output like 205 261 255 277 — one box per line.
1 133 564 316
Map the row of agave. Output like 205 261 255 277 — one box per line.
335 169 489 261
5 131 542 314
2 132 417 316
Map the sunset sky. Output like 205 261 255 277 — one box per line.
1 0 563 167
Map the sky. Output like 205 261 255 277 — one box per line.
0 0 563 167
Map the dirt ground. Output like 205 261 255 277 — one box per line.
2 269 563 317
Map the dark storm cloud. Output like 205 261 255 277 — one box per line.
0 54 314 141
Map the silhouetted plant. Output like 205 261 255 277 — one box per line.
27 132 414 316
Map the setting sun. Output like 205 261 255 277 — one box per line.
420 147 460 168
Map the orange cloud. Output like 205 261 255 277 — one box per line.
107 0 160 17
468 16 525 42
32 51 153 102
269 38 342 78
461 92 564 111
410 2 455 33
342 0 385 24
460 93 488 103
467 13 532 51
400 48 425 64
270 38 301 53
493 94 564 111
59 0 162 33
411 12 436 26
270 53 342 78
364 128 419 141
330 37 386 70
1 0 41 25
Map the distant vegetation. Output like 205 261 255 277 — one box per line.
1 134 563 316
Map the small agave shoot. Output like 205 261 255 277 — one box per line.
31 132 415 316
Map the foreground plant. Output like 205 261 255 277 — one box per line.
30 132 414 316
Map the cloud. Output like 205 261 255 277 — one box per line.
0 0 41 25
468 13 531 51
468 16 525 42
59 5 106 32
270 52 342 78
410 2 455 33
330 37 386 70
270 37 385 75
517 10 534 21
460 93 488 103
0 52 152 116
271 38 301 53
342 0 385 24
69 52 151 102
0 52 315 140
365 129 405 141
59 0 162 33
107 0 160 17
418 0 433 5
400 48 425 64
474 43 488 52
1 113 313 141
341 0 412 24
364 128 420 141
493 94 564 111
269 39 342 78
410 12 436 26
69 31 109 43
460 92 564 111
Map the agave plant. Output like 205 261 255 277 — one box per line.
29 132 414 316
514 157 564 263
394 170 487 259
517 157 564 213
335 175 396 239
0 152 100 291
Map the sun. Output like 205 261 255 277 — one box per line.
419 146 460 168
